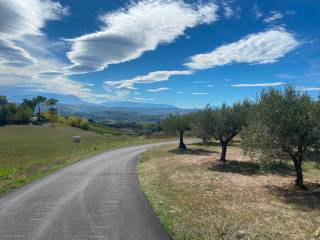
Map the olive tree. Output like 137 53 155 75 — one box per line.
45 98 59 127
242 86 319 190
33 96 47 121
211 101 251 162
191 107 213 143
192 102 250 161
162 114 191 150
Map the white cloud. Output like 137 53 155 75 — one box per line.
66 0 218 74
133 97 155 102
0 0 67 39
252 5 263 20
263 11 284 23
185 28 299 70
221 0 240 19
105 70 193 89
192 92 208 95
300 87 320 91
0 39 36 67
0 1 108 103
0 0 67 68
231 82 284 87
147 87 171 92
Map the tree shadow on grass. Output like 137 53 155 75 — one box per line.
208 160 296 176
192 141 239 147
265 183 320 211
169 148 218 156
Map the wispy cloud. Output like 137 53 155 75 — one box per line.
133 97 155 102
300 87 320 91
231 82 284 87
192 92 208 95
263 11 284 23
275 73 300 80
105 70 193 89
185 28 299 70
221 0 240 19
252 5 263 20
66 0 218 74
0 0 67 68
147 87 171 92
0 39 36 67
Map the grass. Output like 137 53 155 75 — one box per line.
0 124 158 195
137 142 320 240
89 122 136 136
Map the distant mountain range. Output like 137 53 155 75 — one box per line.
7 93 196 122
8 93 178 109
98 101 177 109
56 103 195 122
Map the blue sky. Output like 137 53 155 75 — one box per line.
0 0 319 108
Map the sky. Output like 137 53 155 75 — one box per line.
0 0 319 108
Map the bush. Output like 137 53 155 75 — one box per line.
58 116 66 124
80 119 89 130
67 116 89 130
14 105 33 124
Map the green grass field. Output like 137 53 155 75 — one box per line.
0 124 156 195
89 122 136 136
137 142 320 240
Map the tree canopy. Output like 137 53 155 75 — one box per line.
162 113 191 150
242 86 320 189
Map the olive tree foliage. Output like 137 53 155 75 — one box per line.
191 107 213 143
32 96 47 121
241 86 320 190
162 114 191 150
211 101 251 162
192 102 251 161
45 98 59 127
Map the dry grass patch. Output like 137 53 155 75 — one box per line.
137 142 320 240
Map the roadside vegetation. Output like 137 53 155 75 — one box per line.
139 85 320 239
137 142 320 240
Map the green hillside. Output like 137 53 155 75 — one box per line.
0 124 154 195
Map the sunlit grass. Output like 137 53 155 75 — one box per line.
137 142 320 240
0 124 156 195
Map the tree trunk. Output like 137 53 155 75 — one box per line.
292 155 307 190
37 104 41 122
220 141 227 162
178 130 186 150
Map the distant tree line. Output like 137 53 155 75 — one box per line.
162 86 320 190
0 95 90 130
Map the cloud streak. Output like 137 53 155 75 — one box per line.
147 87 171 92
0 39 36 67
263 11 284 23
66 0 218 74
192 92 208 95
231 82 284 87
105 70 193 89
0 0 67 68
185 28 299 70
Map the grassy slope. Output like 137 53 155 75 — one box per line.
137 142 320 240
0 124 155 195
89 122 136 136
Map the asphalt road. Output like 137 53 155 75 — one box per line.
0 143 173 240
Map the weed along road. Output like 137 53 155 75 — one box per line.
0 143 173 240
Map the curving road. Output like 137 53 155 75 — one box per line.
0 143 173 240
